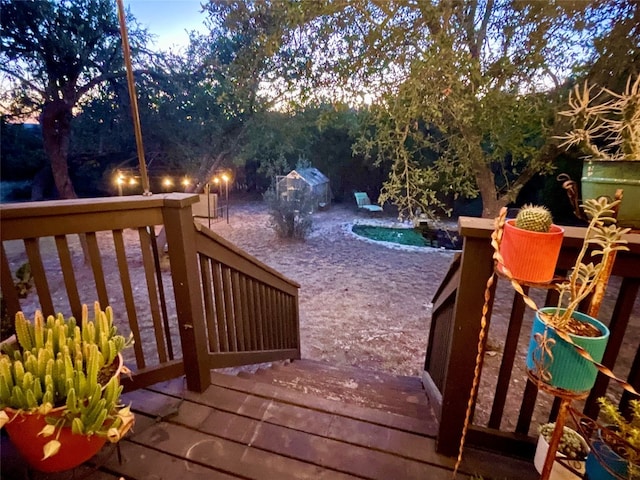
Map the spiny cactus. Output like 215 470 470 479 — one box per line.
515 205 553 233
0 303 134 460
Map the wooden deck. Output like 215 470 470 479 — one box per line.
1 359 538 480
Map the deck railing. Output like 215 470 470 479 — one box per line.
424 216 640 458
0 194 300 393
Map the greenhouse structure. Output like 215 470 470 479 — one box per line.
276 168 331 212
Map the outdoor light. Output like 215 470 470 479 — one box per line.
115 174 125 196
213 177 220 184
162 177 173 189
129 178 138 186
181 178 191 188
221 173 230 224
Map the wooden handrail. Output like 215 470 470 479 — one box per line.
1 194 301 393
193 223 300 368
194 222 300 291
426 216 640 459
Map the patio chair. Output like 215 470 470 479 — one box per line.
354 192 383 213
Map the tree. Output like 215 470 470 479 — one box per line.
264 0 635 218
138 38 254 191
132 1 300 193
0 0 148 199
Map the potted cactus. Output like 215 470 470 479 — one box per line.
520 197 630 392
0 303 134 473
534 422 589 479
498 205 565 284
557 75 640 228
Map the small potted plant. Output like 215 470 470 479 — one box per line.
585 397 640 480
498 205 565 284
534 422 589 479
0 303 134 473
557 74 640 228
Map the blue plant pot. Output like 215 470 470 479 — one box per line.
585 432 630 480
526 308 610 392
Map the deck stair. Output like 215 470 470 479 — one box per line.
1 359 539 480
237 359 434 421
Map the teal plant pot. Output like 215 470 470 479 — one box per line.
526 308 609 392
585 431 631 480
582 160 640 229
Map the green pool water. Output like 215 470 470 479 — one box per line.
351 225 428 247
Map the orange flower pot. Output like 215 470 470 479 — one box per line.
3 406 107 473
498 220 564 284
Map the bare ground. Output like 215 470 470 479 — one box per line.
203 198 458 377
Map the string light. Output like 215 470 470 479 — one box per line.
113 171 194 194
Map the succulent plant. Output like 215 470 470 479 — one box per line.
557 75 640 161
550 197 630 331
515 205 553 233
539 422 588 460
0 303 134 460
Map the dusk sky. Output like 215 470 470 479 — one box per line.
124 0 207 50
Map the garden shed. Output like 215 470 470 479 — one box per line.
276 167 331 212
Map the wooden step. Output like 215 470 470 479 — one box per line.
273 360 422 390
115 363 538 480
244 363 431 418
285 359 423 390
219 369 436 436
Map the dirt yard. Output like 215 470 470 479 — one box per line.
203 197 458 377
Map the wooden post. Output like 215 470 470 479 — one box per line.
437 221 496 456
162 194 210 392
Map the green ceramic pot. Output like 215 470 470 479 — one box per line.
582 160 640 229
526 308 609 393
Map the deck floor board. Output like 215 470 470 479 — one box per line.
1 360 539 480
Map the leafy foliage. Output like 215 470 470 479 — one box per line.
538 423 588 460
256 0 635 218
264 187 313 240
598 397 640 472
0 0 149 198
0 304 134 459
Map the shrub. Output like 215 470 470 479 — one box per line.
264 188 314 240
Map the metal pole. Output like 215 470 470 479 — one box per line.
206 183 211 229
225 180 229 224
116 0 151 195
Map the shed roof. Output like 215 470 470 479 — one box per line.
286 168 329 187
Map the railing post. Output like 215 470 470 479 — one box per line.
436 227 495 457
162 194 210 392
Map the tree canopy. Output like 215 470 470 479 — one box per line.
1 0 637 216
259 0 637 217
0 0 148 198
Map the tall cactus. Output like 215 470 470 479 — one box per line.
0 303 134 459
515 205 553 233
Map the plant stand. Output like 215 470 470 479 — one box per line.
567 407 640 480
528 371 589 480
